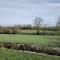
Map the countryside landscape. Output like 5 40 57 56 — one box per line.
0 0 60 60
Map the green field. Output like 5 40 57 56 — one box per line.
0 34 60 47
0 34 60 60
0 48 60 60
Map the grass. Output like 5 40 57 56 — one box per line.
0 34 60 60
0 48 60 60
0 34 60 47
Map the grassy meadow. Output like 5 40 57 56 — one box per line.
0 48 60 60
0 32 60 60
0 34 60 47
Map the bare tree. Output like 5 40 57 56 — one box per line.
33 17 43 35
56 17 60 28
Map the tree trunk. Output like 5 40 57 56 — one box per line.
37 30 39 35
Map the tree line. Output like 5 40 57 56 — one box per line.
0 17 60 34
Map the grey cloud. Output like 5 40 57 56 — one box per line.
0 0 48 4
48 0 60 3
0 0 60 26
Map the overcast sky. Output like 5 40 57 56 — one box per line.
0 0 60 26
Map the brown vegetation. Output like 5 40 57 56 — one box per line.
0 25 60 35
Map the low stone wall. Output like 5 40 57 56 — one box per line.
0 42 60 56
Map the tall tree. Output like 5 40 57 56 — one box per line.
56 17 60 28
33 17 43 35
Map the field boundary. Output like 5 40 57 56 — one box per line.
0 42 60 56
13 50 60 57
